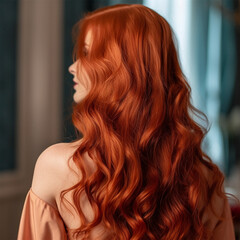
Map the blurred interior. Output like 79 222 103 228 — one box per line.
0 0 240 239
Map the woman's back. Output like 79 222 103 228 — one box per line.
26 140 234 240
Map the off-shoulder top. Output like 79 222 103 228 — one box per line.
17 188 236 240
17 188 75 240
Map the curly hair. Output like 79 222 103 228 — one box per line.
60 4 238 240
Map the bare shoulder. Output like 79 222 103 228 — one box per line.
31 140 82 209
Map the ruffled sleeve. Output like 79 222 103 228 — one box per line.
17 188 68 240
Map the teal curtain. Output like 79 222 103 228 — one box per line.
220 0 237 177
191 0 237 177
190 0 210 111
0 0 18 171
220 0 237 115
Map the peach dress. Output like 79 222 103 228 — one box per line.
17 187 236 240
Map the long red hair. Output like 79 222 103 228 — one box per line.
61 4 237 239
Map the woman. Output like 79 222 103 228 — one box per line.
17 4 237 240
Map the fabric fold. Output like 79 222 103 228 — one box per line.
17 188 68 240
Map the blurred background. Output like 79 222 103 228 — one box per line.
0 0 240 239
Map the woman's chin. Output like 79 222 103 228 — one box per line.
73 93 84 103
73 97 81 103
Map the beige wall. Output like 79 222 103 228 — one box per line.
0 0 63 239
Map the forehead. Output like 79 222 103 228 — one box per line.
85 30 92 46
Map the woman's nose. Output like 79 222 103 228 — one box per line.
68 63 75 75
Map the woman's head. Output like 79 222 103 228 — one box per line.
62 4 236 240
70 4 182 141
